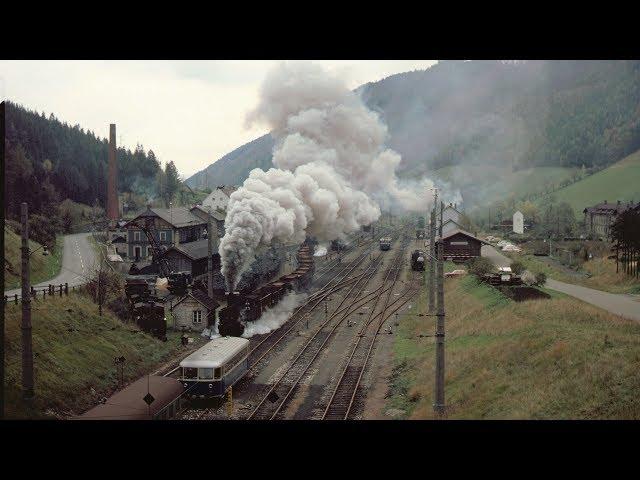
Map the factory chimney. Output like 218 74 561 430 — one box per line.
107 124 119 224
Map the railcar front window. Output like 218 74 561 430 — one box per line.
184 367 198 379
199 368 214 380
214 367 222 379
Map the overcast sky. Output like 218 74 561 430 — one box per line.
0 60 437 178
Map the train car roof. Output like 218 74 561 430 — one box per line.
76 376 183 420
179 337 249 369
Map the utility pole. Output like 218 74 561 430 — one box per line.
207 216 218 299
434 200 445 417
428 188 438 314
21 202 34 401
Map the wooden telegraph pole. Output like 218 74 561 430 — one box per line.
21 202 35 401
207 215 218 299
428 189 438 314
434 201 445 416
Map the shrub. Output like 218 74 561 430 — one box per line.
510 261 525 275
535 272 547 286
107 297 130 322
468 257 495 277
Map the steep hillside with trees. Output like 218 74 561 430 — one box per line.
3 101 206 244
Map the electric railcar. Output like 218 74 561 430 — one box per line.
379 236 392 251
179 337 250 397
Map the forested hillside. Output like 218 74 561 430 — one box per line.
186 60 640 208
4 101 162 217
3 101 202 244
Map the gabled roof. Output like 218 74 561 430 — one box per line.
173 289 219 312
443 203 463 216
161 239 219 261
583 201 638 215
190 204 226 222
217 185 238 197
125 206 207 229
436 229 489 245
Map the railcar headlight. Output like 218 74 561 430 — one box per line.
209 384 213 388
183 383 188 388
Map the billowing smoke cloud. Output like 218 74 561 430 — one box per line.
242 292 308 338
220 62 435 288
314 245 328 257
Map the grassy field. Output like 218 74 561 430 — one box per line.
3 292 207 419
388 275 640 419
3 226 63 290
535 149 640 216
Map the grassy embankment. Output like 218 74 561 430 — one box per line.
388 274 640 419
507 251 640 295
4 292 207 419
3 225 63 291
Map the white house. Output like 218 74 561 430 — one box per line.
429 204 465 235
171 290 220 332
442 203 463 224
441 218 465 236
201 185 238 213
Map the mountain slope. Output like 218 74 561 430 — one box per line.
186 60 640 210
535 148 640 216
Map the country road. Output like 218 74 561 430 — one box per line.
4 232 97 298
481 245 640 322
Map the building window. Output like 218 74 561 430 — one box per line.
133 231 141 241
450 241 469 245
146 246 152 258
134 246 141 260
160 231 167 241
193 310 202 324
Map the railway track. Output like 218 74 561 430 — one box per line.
183 237 383 420
321 237 421 420
182 227 407 420
246 251 388 420
245 235 387 371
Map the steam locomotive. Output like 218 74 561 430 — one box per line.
411 249 426 271
218 244 315 337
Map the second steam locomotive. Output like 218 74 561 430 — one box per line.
218 244 315 337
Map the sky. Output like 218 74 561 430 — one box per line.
0 60 438 179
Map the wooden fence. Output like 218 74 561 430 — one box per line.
3 283 87 305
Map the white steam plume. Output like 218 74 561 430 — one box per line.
242 292 308 338
220 62 435 288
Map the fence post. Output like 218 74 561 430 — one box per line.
65 283 69 295
15 294 19 305
59 285 63 297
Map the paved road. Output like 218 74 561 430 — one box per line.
544 279 640 322
481 245 640 322
4 232 97 298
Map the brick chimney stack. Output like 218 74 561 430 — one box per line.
107 124 119 223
